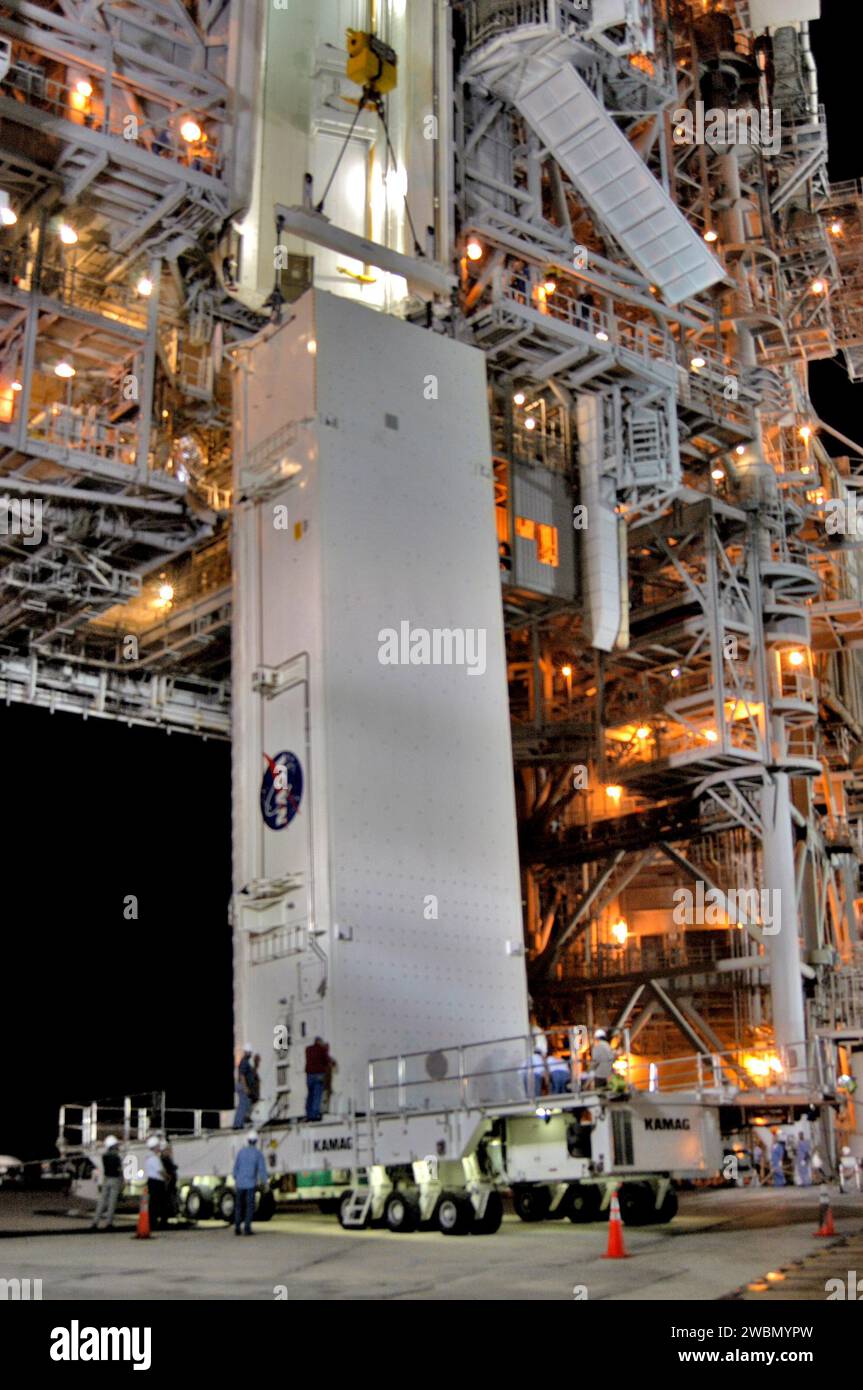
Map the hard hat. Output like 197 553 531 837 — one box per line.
842 1145 851 1155
594 1028 607 1040
146 1136 160 1149
243 1041 253 1052
104 1135 119 1149
247 1130 259 1143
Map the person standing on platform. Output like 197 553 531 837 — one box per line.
305 1037 333 1121
233 1043 255 1129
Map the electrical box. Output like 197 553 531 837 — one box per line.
507 463 576 600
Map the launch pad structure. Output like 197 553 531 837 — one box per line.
0 0 862 1180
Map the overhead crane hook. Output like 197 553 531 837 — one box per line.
314 30 423 259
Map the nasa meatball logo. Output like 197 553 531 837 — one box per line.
260 751 303 830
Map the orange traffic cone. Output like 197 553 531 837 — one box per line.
135 1189 151 1240
602 1190 629 1259
814 1185 835 1237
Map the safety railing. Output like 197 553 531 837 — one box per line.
557 929 744 982
463 0 586 53
2 61 223 177
368 1028 828 1116
369 1026 593 1115
0 249 148 330
57 1095 224 1150
493 264 752 416
638 1039 831 1098
491 398 571 474
27 398 139 467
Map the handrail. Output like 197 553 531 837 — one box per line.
3 62 223 178
368 1031 825 1115
57 1097 224 1148
490 264 752 414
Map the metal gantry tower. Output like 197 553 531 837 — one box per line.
1 1 862 1148
454 0 862 1134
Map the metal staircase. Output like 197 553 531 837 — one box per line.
463 4 725 304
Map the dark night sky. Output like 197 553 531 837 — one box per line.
1 0 859 1162
808 0 861 449
1 705 233 1159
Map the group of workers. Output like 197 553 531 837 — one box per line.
233 1037 336 1128
755 1131 862 1189
91 1128 268 1236
767 1130 815 1187
90 1132 178 1232
523 1026 615 1098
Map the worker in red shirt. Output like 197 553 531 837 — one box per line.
305 1037 333 1121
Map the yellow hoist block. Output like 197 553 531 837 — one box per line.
345 29 397 96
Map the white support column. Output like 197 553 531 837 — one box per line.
762 769 808 1078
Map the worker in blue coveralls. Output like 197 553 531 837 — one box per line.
232 1131 268 1236
233 1043 255 1129
770 1131 786 1186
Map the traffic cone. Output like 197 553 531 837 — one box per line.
135 1189 151 1240
814 1184 835 1237
602 1190 629 1259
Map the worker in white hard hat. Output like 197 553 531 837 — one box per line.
580 1029 615 1091
839 1145 860 1193
145 1135 168 1230
233 1041 256 1129
232 1129 268 1235
90 1135 123 1232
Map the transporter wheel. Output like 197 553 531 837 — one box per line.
618 1181 655 1227
512 1184 551 1223
183 1186 213 1222
255 1188 276 1222
435 1191 474 1236
566 1184 602 1223
338 1190 369 1230
384 1191 420 1234
657 1188 678 1224
546 1189 570 1221
471 1190 503 1235
216 1186 236 1224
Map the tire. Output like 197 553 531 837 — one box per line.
618 1181 655 1227
338 1189 369 1230
183 1185 213 1221
471 1190 503 1235
384 1190 420 1234
657 1188 678 1224
216 1186 236 1224
546 1189 570 1221
512 1184 551 1223
566 1184 602 1223
435 1191 474 1236
255 1188 276 1222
